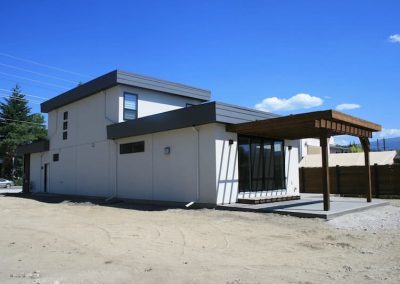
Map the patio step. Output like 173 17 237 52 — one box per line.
237 195 300 205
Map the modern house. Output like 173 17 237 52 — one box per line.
17 70 299 205
17 70 381 210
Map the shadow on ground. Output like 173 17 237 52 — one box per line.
0 192 190 212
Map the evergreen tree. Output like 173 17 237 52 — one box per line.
0 85 47 179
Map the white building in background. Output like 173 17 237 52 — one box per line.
299 151 397 168
18 70 300 206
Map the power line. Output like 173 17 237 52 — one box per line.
0 71 69 89
0 52 91 79
0 88 47 101
0 117 45 126
0 62 79 84
0 94 42 104
0 75 64 92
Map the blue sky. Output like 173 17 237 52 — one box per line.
0 1 399 144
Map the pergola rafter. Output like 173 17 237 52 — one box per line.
227 109 382 211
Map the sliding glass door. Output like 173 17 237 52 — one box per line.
238 136 286 192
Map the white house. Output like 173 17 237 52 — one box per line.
17 70 300 206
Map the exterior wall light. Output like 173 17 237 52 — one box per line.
164 146 171 155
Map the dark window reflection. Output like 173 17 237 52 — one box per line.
238 136 286 192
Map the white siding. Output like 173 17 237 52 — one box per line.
115 124 217 204
118 85 203 122
215 125 239 204
33 84 203 197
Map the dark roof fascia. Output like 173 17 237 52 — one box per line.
107 101 278 140
117 70 211 101
41 70 211 113
41 70 118 113
107 102 216 139
16 139 50 156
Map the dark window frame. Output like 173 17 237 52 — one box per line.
238 135 286 192
123 92 138 121
53 153 59 162
62 131 68 140
120 141 145 154
63 121 68 130
63 111 68 120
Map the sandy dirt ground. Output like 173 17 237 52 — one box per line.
0 195 399 284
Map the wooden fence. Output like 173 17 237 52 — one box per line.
300 164 400 197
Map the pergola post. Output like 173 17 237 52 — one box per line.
320 134 331 211
360 137 372 202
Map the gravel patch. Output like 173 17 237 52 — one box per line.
328 203 400 231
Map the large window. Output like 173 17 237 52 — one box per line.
123 93 138 120
238 136 285 192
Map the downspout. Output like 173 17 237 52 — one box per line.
186 126 200 207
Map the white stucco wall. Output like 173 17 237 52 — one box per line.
118 85 202 121
31 85 203 197
116 124 217 204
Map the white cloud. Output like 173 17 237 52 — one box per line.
254 93 323 112
374 128 400 138
389 34 400 43
336 103 361 111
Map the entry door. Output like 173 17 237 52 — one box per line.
44 163 49 193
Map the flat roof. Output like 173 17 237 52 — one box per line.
41 70 211 113
107 102 277 139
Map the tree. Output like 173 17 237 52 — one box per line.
0 85 47 179
349 142 363 153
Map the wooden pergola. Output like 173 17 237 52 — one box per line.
226 110 382 211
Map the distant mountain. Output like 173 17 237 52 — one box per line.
370 137 400 151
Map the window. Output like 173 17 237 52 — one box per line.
63 111 68 140
123 93 138 120
120 141 145 154
53 153 59 162
238 136 285 192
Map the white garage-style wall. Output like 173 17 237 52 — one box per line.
115 124 217 204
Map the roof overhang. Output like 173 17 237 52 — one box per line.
226 110 381 139
41 70 211 113
16 139 49 155
107 102 277 139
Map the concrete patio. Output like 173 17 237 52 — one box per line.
217 194 389 220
